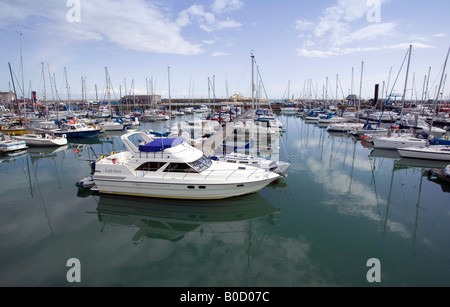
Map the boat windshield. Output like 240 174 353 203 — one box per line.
189 155 212 172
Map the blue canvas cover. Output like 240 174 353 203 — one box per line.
139 137 185 152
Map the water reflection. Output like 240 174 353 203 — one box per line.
0 149 28 164
94 194 280 244
369 148 450 193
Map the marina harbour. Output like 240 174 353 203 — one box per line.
1 113 449 287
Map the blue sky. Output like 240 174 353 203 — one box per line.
1 0 449 102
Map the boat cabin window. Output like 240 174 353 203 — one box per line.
136 162 165 172
189 155 212 172
163 163 195 173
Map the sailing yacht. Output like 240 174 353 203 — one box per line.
398 115 446 139
371 131 428 150
397 145 450 161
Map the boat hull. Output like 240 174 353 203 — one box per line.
93 176 278 200
398 146 450 161
0 142 27 153
12 135 68 146
327 123 364 132
372 136 427 150
55 130 100 138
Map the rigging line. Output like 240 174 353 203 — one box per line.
29 156 55 236
396 168 414 234
411 173 424 255
369 157 384 231
376 47 410 127
25 151 33 198
255 63 274 114
386 48 410 103
53 156 62 189
338 77 346 102
254 63 291 162
11 68 24 98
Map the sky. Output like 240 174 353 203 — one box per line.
1 0 449 102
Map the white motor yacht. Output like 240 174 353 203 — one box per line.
12 133 68 146
209 152 290 175
0 133 28 153
91 131 280 200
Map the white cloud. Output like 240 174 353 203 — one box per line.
297 42 434 58
80 0 205 55
294 20 315 31
177 4 242 33
291 0 438 58
177 4 216 28
434 33 448 38
340 22 398 45
211 0 244 14
211 51 230 56
1 0 233 55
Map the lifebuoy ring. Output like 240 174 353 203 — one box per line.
111 151 116 155
100 155 105 160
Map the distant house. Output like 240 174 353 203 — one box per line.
345 94 362 105
121 94 162 105
231 93 268 104
0 91 16 105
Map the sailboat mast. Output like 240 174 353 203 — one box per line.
168 66 172 123
429 46 450 138
401 45 413 117
358 61 364 114
251 53 255 110
18 31 25 117
42 62 48 120
8 62 18 115
105 67 111 117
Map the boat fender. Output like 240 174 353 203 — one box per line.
445 165 450 177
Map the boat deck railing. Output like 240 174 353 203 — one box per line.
135 166 271 182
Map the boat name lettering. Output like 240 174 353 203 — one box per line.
105 169 122 174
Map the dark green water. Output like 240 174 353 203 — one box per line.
1 114 449 287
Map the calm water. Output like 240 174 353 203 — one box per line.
1 114 449 287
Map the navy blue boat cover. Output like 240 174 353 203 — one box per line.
139 138 185 152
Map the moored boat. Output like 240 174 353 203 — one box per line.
12 133 68 146
50 122 101 138
327 122 364 132
397 145 450 161
209 152 290 175
0 133 28 153
372 133 427 150
91 131 280 200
